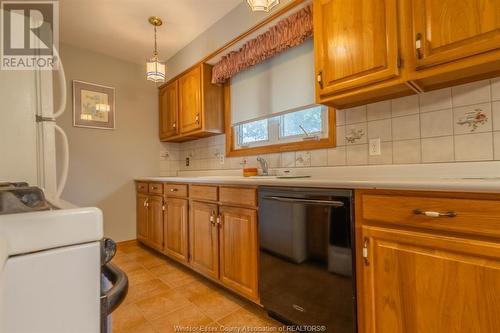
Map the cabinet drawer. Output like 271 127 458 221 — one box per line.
359 191 500 239
136 182 148 193
190 185 218 201
148 183 163 195
220 187 257 207
165 184 188 198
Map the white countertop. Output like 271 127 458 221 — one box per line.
135 175 500 193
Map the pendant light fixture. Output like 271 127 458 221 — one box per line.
247 0 279 12
146 16 166 83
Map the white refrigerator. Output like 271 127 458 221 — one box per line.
0 59 128 332
0 54 69 200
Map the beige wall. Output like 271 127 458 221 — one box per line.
165 0 294 80
56 43 159 242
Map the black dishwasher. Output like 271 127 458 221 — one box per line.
258 187 356 332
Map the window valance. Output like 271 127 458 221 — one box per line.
211 4 313 84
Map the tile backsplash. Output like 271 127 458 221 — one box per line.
160 77 500 176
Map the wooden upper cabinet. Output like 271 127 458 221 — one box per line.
136 193 149 243
164 198 189 263
411 0 500 70
219 206 259 300
147 195 164 251
359 225 500 333
189 201 219 279
179 66 203 134
159 63 224 141
402 0 500 90
159 80 178 140
314 0 404 106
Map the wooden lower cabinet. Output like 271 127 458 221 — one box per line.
219 206 259 300
356 189 500 333
147 195 164 251
136 193 149 243
189 201 219 279
163 198 189 263
136 182 260 302
136 193 164 251
358 225 500 333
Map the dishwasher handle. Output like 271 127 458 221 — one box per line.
263 196 344 207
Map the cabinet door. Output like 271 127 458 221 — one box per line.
164 198 188 263
136 193 149 243
219 206 259 300
147 195 164 251
179 66 202 134
159 80 178 139
358 225 500 333
314 0 399 97
189 201 219 279
411 0 500 69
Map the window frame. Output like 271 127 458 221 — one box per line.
224 83 336 157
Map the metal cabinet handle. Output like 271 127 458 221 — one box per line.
210 210 216 226
317 71 323 89
362 238 369 266
172 122 176 129
413 209 457 218
216 213 222 227
415 33 423 59
195 113 200 124
143 198 149 207
170 188 178 192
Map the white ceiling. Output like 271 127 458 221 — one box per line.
60 0 242 65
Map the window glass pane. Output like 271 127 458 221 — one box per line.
239 119 268 145
281 106 323 137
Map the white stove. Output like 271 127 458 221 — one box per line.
0 183 127 333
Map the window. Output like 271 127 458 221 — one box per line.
235 105 328 148
280 106 324 138
239 119 268 145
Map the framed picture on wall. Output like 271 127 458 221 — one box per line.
73 80 116 129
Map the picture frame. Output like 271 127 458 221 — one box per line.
73 80 116 129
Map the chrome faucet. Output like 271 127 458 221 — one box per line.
257 157 269 176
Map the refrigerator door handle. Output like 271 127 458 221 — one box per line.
52 47 67 119
54 124 69 199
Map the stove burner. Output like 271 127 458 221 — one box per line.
0 184 54 214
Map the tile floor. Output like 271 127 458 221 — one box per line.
112 242 283 333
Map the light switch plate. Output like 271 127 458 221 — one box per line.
160 151 169 160
369 138 381 156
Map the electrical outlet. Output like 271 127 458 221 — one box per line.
185 157 190 166
369 138 381 156
218 154 225 165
